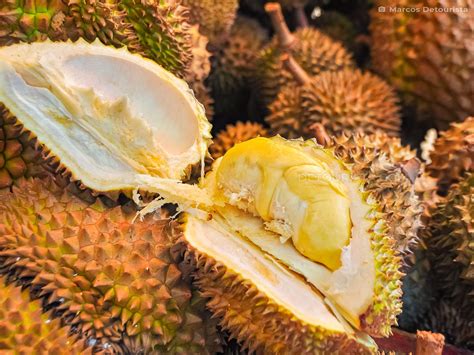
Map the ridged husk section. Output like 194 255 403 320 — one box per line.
207 16 268 116
255 27 354 108
370 0 474 128
0 0 193 77
182 0 238 47
0 276 93 354
329 132 422 335
209 121 268 160
179 238 372 354
266 69 401 138
0 178 220 354
0 104 50 190
420 172 473 348
426 117 474 194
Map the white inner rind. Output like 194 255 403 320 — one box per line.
0 40 211 193
184 214 347 333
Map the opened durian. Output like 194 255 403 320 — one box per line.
0 40 212 208
0 276 94 354
370 0 474 128
0 0 193 77
266 55 401 138
182 0 239 47
255 3 354 109
176 131 422 353
0 178 220 353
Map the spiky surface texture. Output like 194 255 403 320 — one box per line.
209 121 268 159
426 117 474 194
182 0 238 47
0 178 220 354
0 0 193 76
370 0 474 128
313 11 357 52
255 27 354 109
181 242 371 354
328 132 421 335
266 68 401 138
0 104 49 190
208 16 268 116
0 277 93 354
420 173 473 348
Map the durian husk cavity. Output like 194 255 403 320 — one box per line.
0 40 212 210
0 41 401 353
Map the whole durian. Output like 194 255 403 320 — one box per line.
254 3 354 109
370 0 474 128
0 276 94 354
0 0 193 76
0 178 220 353
181 0 239 47
266 55 401 138
175 129 422 354
207 16 268 117
209 121 268 160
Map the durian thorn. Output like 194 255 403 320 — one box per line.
282 54 311 86
400 158 421 184
416 330 445 355
265 3 296 49
293 5 308 28
309 123 331 147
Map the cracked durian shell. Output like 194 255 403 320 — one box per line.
370 0 474 128
266 68 401 138
0 40 213 208
255 27 354 109
0 0 193 77
0 276 94 354
0 178 221 354
426 117 474 194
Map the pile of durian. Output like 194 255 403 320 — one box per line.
0 0 472 353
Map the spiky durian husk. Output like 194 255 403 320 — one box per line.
426 117 474 194
181 0 238 47
266 68 401 138
207 16 268 116
313 11 357 52
0 0 193 76
255 27 354 109
209 121 268 160
180 239 372 354
370 0 474 128
0 104 51 190
0 178 220 353
0 276 93 354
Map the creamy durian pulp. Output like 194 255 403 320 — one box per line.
201 136 377 330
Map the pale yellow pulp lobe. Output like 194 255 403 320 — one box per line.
216 137 352 270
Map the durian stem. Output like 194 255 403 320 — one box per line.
265 3 296 49
416 331 445 355
282 54 311 85
400 158 421 184
294 5 308 28
309 123 331 147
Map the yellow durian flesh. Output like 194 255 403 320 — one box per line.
216 137 351 270
0 40 212 207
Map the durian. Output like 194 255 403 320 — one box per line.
0 0 193 77
182 0 239 47
0 40 212 208
266 55 401 138
209 121 268 160
255 3 354 109
177 130 422 354
0 104 50 190
425 117 474 194
207 16 269 117
0 178 220 353
0 276 93 354
370 0 474 128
